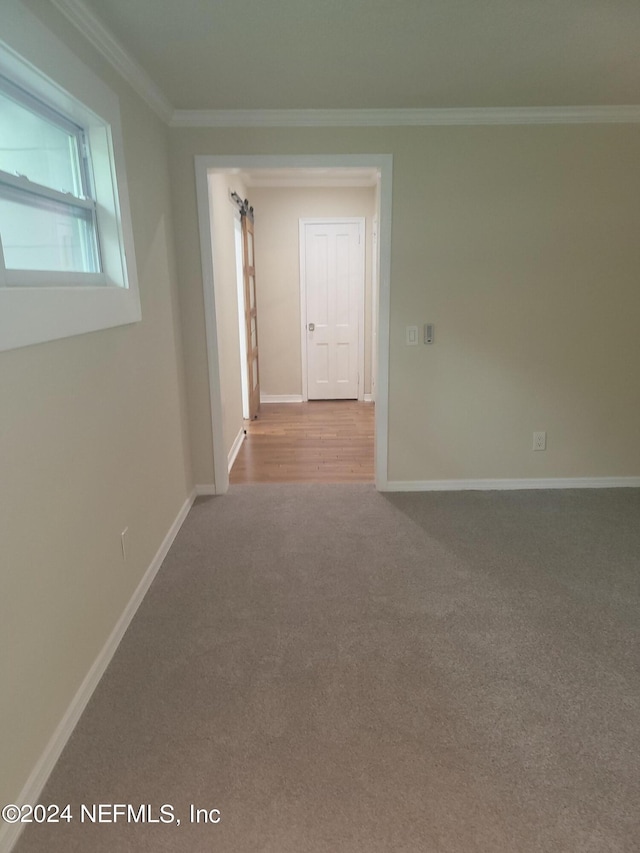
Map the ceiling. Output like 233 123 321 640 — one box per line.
75 0 640 111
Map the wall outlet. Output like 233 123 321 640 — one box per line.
121 527 129 561
533 431 547 451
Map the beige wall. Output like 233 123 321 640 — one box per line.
249 186 376 397
170 124 640 483
1 1 192 811
208 173 245 458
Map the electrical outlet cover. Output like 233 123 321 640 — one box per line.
533 431 547 451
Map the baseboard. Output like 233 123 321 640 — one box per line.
383 477 640 492
260 394 303 403
195 484 217 496
261 394 375 404
227 427 245 472
0 490 197 853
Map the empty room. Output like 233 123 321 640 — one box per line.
1 1 639 852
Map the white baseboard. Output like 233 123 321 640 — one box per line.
260 394 375 404
260 394 303 403
0 490 196 853
195 484 217 496
227 427 245 472
383 476 640 492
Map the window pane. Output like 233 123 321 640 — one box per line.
0 190 99 273
0 86 83 197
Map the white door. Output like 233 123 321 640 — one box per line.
301 219 364 400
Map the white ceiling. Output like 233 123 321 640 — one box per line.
75 0 640 111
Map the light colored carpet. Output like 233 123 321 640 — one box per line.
14 485 640 852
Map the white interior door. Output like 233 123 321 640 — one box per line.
301 219 364 400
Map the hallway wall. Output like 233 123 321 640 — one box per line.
170 124 640 485
1 0 193 814
249 185 377 397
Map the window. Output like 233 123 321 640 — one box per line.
0 77 101 279
0 0 141 351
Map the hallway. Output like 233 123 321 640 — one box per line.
230 401 374 483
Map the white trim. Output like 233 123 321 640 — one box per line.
195 168 229 495
370 208 379 403
260 394 304 403
299 221 308 403
375 161 392 492
195 484 217 496
227 427 245 472
171 105 640 129
261 394 373 403
0 4 141 352
0 169 96 210
299 217 366 402
0 490 196 853
243 174 378 188
383 477 640 492
50 0 173 123
195 155 392 495
37 1 640 130
2 271 107 289
33 3 640 131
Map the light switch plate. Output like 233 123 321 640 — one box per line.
406 325 419 346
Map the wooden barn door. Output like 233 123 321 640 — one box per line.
242 211 260 419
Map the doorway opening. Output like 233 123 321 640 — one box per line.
230 400 374 484
195 155 392 493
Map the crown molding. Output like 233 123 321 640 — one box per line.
170 105 640 129
50 0 173 123
43 1 640 130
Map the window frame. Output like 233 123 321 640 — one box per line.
0 73 103 280
0 1 141 351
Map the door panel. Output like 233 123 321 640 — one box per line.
317 343 329 383
304 221 363 400
336 342 350 383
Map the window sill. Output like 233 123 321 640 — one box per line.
0 285 141 352
1 270 109 288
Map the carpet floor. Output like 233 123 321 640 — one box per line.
13 485 640 852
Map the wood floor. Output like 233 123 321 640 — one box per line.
230 401 374 484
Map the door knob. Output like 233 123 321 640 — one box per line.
308 322 315 331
